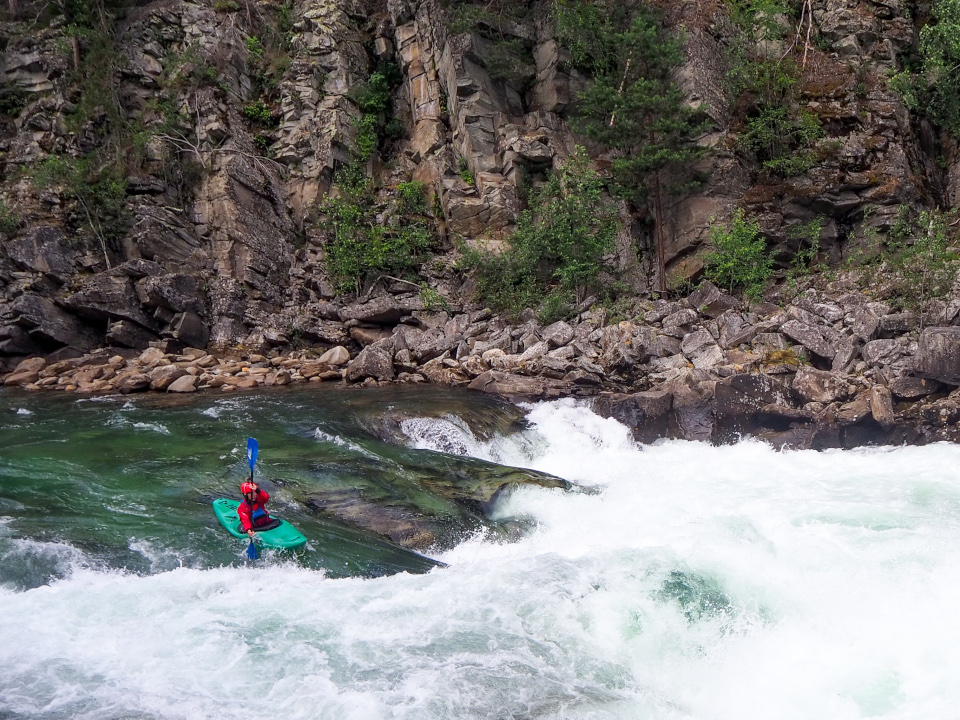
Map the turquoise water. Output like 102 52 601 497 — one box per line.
0 385 526 583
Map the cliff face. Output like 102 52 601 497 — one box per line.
0 0 955 365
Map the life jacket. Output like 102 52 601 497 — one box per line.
237 489 271 531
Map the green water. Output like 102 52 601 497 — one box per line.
0 385 528 586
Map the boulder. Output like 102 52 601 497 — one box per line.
318 345 350 366
149 365 187 390
349 326 394 346
167 375 198 393
591 390 673 443
793 367 851 404
106 320 158 349
781 320 836 359
715 374 796 435
862 339 902 366
541 321 575 348
345 344 395 382
136 273 207 316
117 373 151 394
3 369 41 386
468 370 560 400
688 281 738 318
869 385 894 429
9 294 100 351
340 294 423 325
888 376 942 400
168 312 210 350
915 327 960 385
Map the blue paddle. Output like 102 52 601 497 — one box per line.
245 437 259 560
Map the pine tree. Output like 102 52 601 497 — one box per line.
556 1 707 293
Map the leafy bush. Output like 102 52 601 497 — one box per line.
469 147 619 320
883 209 960 315
703 210 772 300
245 36 264 60
738 106 824 177
322 164 435 293
553 0 707 292
347 64 404 161
0 200 21 236
891 0 960 135
243 100 275 125
457 158 475 185
397 181 427 214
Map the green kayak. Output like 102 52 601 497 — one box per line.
212 498 308 550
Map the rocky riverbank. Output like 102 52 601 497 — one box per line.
5 279 960 450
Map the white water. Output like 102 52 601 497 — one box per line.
5 400 960 719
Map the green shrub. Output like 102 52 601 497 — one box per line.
469 146 619 319
891 0 960 136
0 200 21 236
397 181 427 214
213 0 239 11
243 100 275 125
739 106 824 177
883 209 960 315
553 0 707 293
322 164 435 293
245 36 264 60
347 63 404 161
703 209 772 300
457 157 475 186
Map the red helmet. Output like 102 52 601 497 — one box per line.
240 481 258 494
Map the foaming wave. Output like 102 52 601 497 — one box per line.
400 414 540 465
314 428 382 461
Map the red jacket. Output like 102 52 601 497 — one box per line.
237 490 271 531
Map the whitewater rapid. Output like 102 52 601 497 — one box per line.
4 399 960 719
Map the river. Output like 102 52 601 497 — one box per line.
2 386 959 719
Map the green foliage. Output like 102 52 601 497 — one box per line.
0 85 29 117
0 200 21 236
28 154 129 262
555 1 707 204
321 164 435 293
348 63 404 161
419 283 450 312
213 0 239 11
246 36 264 60
468 147 620 320
738 106 824 176
457 158 475 185
243 100 275 125
703 209 773 300
253 134 272 154
723 0 796 101
721 0 826 177
891 0 960 135
787 218 823 281
397 181 427 214
882 209 960 314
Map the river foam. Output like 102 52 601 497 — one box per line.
4 399 960 719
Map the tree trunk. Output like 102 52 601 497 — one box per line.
7 0 19 19
652 171 667 294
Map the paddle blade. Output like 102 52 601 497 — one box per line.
246 539 259 560
246 437 259 474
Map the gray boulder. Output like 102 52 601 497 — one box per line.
915 327 960 385
793 367 851 404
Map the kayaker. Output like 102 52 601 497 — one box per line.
237 479 279 537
